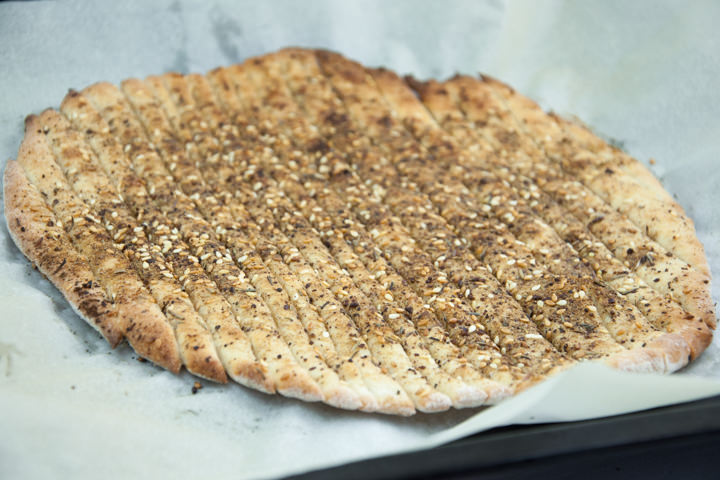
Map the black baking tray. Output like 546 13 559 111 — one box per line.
286 395 720 480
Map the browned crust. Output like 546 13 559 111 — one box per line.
604 333 691 373
38 108 227 383
405 73 715 361
228 56 493 410
333 54 698 375
3 47 715 414
4 159 124 347
547 108 708 273
478 75 711 282
148 71 362 409
316 53 621 366
59 87 273 392
18 116 182 373
324 52 698 372
438 74 714 331
85 79 323 402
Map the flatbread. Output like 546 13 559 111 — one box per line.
4 48 714 415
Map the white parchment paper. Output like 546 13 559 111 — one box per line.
1 1 719 478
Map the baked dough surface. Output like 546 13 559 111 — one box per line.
4 48 714 415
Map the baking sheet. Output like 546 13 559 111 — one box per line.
1 1 719 478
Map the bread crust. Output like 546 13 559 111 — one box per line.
406 76 713 361
311 53 694 375
520 95 710 278
4 160 123 347
429 75 714 333
60 88 274 393
36 108 230 382
16 119 182 372
4 48 714 414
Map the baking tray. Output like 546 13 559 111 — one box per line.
286 394 720 479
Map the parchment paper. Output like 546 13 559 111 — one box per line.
1 1 719 478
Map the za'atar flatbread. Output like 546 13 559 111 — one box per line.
4 48 714 415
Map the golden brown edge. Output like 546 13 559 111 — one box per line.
4 158 124 346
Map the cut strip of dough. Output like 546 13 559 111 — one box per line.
5 159 123 348
40 109 227 382
226 58 516 401
312 51 688 374
60 89 274 393
86 80 322 402
406 77 712 361
365 66 694 373
207 67 494 409
432 75 715 331
481 76 709 277
144 73 362 411
204 73 438 413
17 116 181 372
